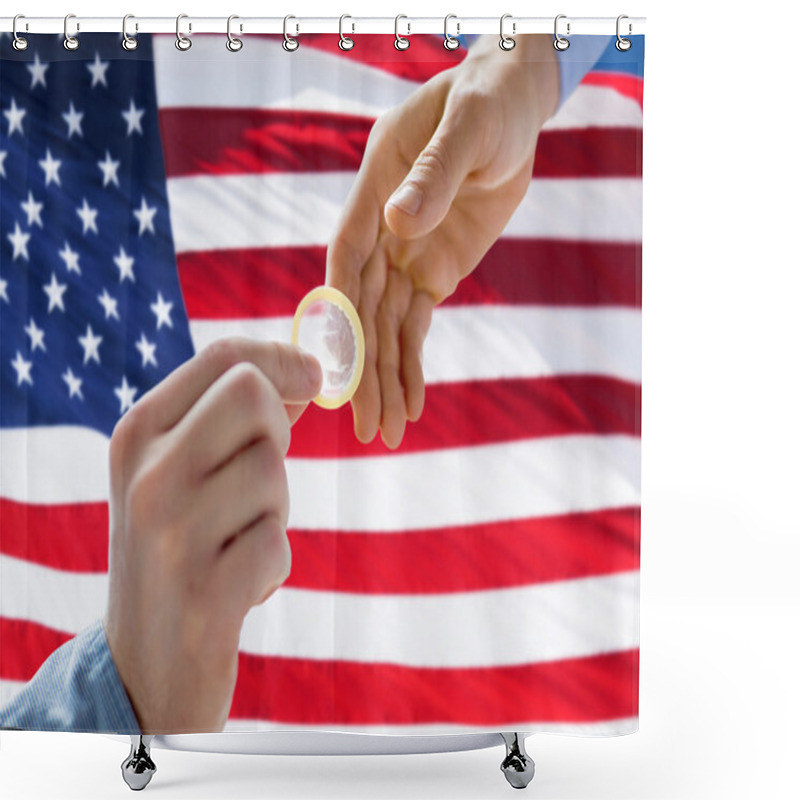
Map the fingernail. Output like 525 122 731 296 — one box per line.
387 182 422 216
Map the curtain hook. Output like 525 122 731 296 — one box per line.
616 14 632 51
12 14 29 51
64 13 80 51
553 14 570 51
176 14 192 51
443 13 460 51
394 15 410 51
339 14 354 51
283 15 299 51
122 14 138 51
227 14 243 51
499 14 516 50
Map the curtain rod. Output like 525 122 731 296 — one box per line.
1 15 645 36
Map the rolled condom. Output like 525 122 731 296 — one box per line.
291 286 365 409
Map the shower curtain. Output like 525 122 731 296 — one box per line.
0 28 644 738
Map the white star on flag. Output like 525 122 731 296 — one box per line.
11 351 33 387
62 367 84 400
59 242 81 274
98 289 120 321
114 376 138 414
27 53 49 89
62 102 85 139
133 197 157 235
98 150 121 187
0 150 7 177
135 333 158 367
4 98 26 136
113 247 135 282
150 292 174 330
77 198 99 234
87 53 110 88
7 222 31 261
78 324 102 365
21 191 44 227
43 273 67 313
0 275 9 303
39 148 62 186
24 318 46 352
122 99 145 136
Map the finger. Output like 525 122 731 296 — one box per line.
188 437 288 556
384 96 486 241
401 290 435 423
212 511 292 620
325 134 386 305
134 338 322 435
351 248 388 444
285 401 311 427
170 362 291 482
377 269 413 450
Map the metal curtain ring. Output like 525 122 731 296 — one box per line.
339 14 354 51
443 14 460 51
122 14 138 51
394 14 410 51
64 13 79 50
553 14 570 51
499 14 515 50
176 14 192 51
12 15 29 51
283 15 299 51
616 14 632 51
227 15 243 51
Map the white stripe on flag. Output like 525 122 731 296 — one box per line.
153 34 643 131
0 554 638 667
189 306 643 386
0 425 110 505
167 174 642 254
1 427 640 528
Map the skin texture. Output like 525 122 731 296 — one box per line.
326 34 560 449
103 338 322 734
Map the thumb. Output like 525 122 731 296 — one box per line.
384 105 481 240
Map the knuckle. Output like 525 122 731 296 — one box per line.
260 515 292 585
227 361 270 415
416 138 451 180
202 336 244 374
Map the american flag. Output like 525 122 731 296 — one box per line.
1 32 643 733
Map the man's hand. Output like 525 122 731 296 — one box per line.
326 35 559 449
103 338 322 734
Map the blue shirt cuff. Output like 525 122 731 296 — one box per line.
0 618 141 733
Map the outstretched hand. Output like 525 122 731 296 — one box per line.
326 34 559 448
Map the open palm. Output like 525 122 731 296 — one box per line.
326 36 558 448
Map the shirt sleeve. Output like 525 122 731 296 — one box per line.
0 618 141 733
461 33 614 109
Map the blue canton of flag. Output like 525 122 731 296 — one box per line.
1 34 194 436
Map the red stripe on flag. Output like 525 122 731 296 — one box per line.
0 618 72 682
0 500 109 573
231 648 639 725
300 32 466 82
582 72 644 109
290 376 640 458
177 240 641 320
0 498 639 592
0 617 638 724
288 507 640 594
159 106 641 179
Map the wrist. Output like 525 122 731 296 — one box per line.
464 34 559 126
